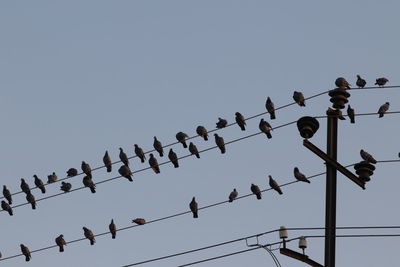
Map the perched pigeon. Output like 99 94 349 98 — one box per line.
216 117 228 129
118 165 133 181
293 91 306 107
134 144 146 163
189 142 200 159
375 77 389 87
168 149 179 168
20 244 31 262
335 77 351 89
103 151 112 173
66 168 78 177
82 176 96 193
269 175 283 195
327 107 346 120
1 200 13 216
214 134 225 154
259 119 272 139
294 167 310 183
235 112 246 131
360 149 377 164
196 126 208 141
47 172 58 184
132 218 146 225
55 234 66 252
265 97 276 120
83 227 95 245
153 136 164 157
81 161 92 178
228 188 238 202
26 193 36 209
251 183 262 200
20 178 31 194
347 105 355 124
189 197 198 218
60 182 72 192
33 175 46 194
176 132 189 148
378 102 390 118
149 154 160 174
356 75 366 88
2 185 12 204
109 219 116 239
119 148 129 166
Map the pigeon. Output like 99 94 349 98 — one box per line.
375 77 389 87
378 102 390 118
259 118 272 139
356 75 366 88
196 126 208 141
214 134 225 154
66 168 78 177
81 161 92 178
33 175 46 194
1 200 13 216
294 167 310 183
235 112 246 131
109 219 116 239
83 227 95 245
189 142 200 159
251 183 262 200
20 244 31 262
134 144 146 163
168 149 179 168
176 132 189 148
26 193 36 209
2 185 12 205
103 151 112 172
149 154 160 174
347 105 355 124
265 97 276 120
189 197 198 218
55 234 66 252
216 117 228 129
60 182 72 192
269 175 283 195
47 172 58 183
293 91 306 107
327 107 346 120
335 77 351 89
228 188 238 202
360 149 377 164
132 218 146 225
118 165 133 181
82 176 96 193
153 136 164 157
20 178 31 194
119 148 129 166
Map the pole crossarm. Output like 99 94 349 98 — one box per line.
280 248 324 267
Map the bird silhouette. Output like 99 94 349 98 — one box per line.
294 167 310 183
375 77 389 87
1 200 13 216
259 118 272 139
20 244 31 262
216 118 228 129
189 197 198 218
189 142 200 159
20 178 31 194
26 193 36 209
196 126 208 141
251 183 262 200
82 176 96 193
47 172 58 183
103 151 112 172
235 112 246 131
2 185 12 204
293 91 306 107
83 227 95 245
119 148 129 166
60 182 72 192
335 77 351 89
269 175 283 195
378 102 390 118
153 136 164 157
228 188 238 202
134 144 146 163
176 132 189 148
118 165 133 181
66 168 78 177
55 234 66 252
81 161 92 178
360 149 377 164
149 154 160 174
109 219 117 239
33 175 46 194
347 105 355 124
168 149 179 168
265 97 276 119
132 218 146 225
356 75 366 88
214 134 226 154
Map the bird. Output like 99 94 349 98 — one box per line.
2 185 12 204
66 168 78 177
118 165 133 181
251 183 262 200
134 144 146 163
176 132 189 148
81 161 92 178
216 117 228 129
335 77 351 89
378 102 390 118
189 197 198 218
356 75 366 88
214 134 225 154
149 154 160 174
83 227 95 245
168 149 179 168
60 182 72 192
33 175 46 194
109 219 116 239
1 200 13 216
20 178 31 194
196 126 208 141
360 149 377 164
347 105 355 124
119 147 129 166
294 167 310 183
82 176 96 193
228 188 238 202
259 118 272 139
293 91 306 107
47 172 58 183
327 107 346 120
153 136 164 157
269 175 283 195
132 218 146 225
26 193 36 209
265 97 276 120
375 77 389 87
235 112 246 131
189 142 200 159
20 244 31 262
103 151 112 172
55 234 66 252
